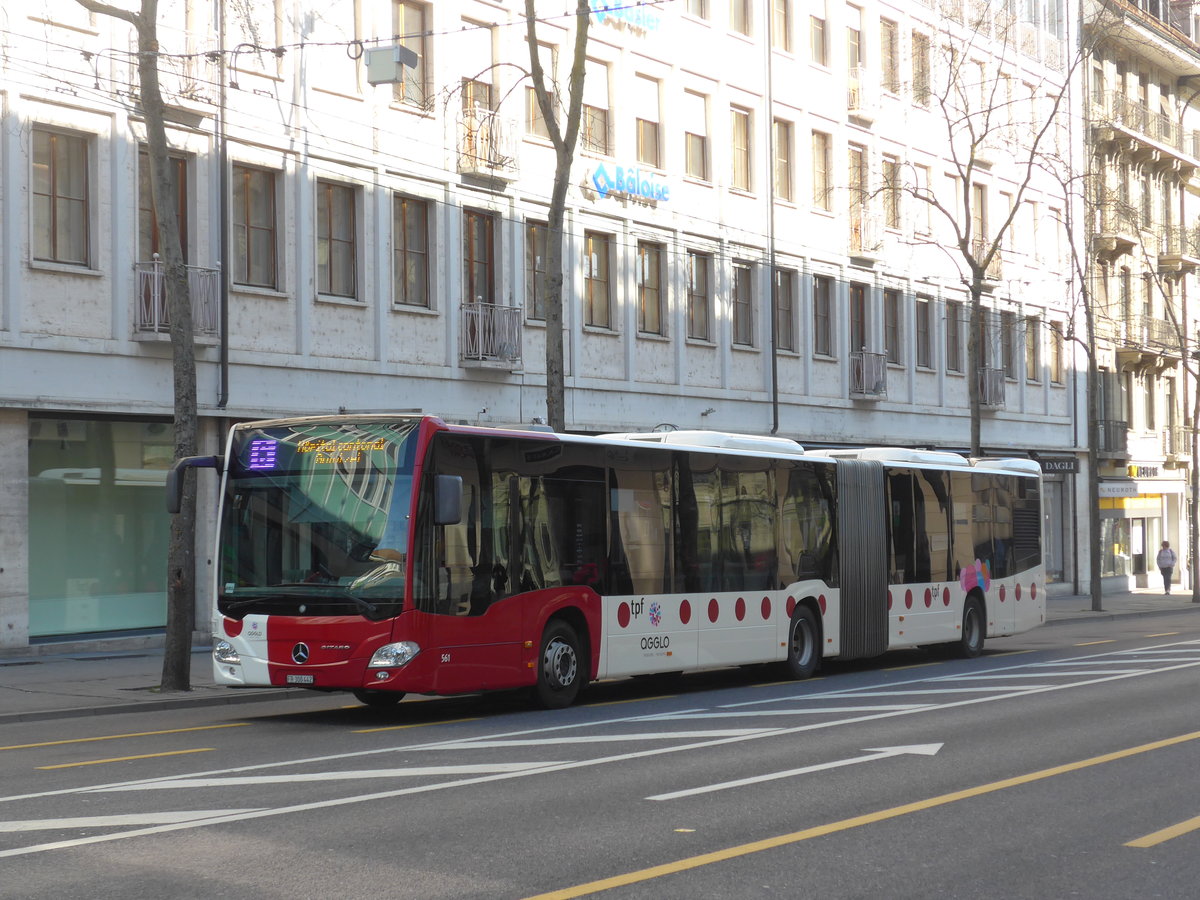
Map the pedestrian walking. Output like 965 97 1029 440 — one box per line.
1157 541 1178 594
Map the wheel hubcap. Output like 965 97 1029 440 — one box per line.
543 638 577 689
791 619 812 666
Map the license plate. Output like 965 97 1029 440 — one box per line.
286 674 315 685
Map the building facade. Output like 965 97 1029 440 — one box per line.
1 0 1098 652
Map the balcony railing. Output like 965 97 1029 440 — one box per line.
849 215 882 257
970 237 1003 281
978 366 1005 408
1097 419 1129 455
847 67 877 119
460 301 522 367
1091 90 1200 162
1123 314 1181 353
850 350 887 398
458 107 519 180
134 258 219 335
1163 426 1194 459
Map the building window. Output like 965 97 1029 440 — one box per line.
463 209 495 305
1001 310 1017 379
525 44 555 139
1026 314 1042 382
584 231 612 328
232 164 277 289
774 267 796 352
684 91 709 180
912 31 931 106
847 6 862 73
732 261 753 345
393 194 429 308
914 164 932 234
393 1 428 108
882 154 901 229
635 75 661 168
32 129 89 266
880 19 899 92
731 0 751 35
884 288 901 364
916 296 932 368
1049 321 1064 384
525 220 548 320
687 250 711 340
811 14 827 66
774 119 793 200
637 240 665 335
731 106 752 191
687 0 708 19
812 131 832 211
849 282 868 352
772 0 790 51
138 151 187 263
317 181 357 298
582 59 611 155
946 299 963 372
813 274 833 356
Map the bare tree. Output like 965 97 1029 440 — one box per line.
898 8 1081 457
77 0 198 690
524 0 589 432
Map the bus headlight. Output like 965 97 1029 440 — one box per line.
368 641 420 668
213 640 241 665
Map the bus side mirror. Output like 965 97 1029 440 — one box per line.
166 455 222 514
433 474 463 526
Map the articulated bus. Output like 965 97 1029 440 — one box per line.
172 414 1044 709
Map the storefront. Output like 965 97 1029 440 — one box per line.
26 414 173 639
1098 467 1185 589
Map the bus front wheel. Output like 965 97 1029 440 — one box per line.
535 620 585 709
953 597 986 659
785 605 820 680
353 689 405 708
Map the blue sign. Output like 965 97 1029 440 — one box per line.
592 164 670 204
589 0 662 33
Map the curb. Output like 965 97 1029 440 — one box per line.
0 686 310 726
1042 603 1200 627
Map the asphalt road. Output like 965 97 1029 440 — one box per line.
3 614 1200 900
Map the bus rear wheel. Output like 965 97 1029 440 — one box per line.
785 605 820 680
953 597 986 659
353 689 405 708
535 620 585 709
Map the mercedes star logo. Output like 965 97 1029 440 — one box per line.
291 642 310 664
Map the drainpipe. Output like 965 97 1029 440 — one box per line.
216 0 230 410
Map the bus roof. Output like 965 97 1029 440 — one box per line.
599 430 807 455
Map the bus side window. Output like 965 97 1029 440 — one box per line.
918 469 951 583
609 451 672 596
675 453 720 593
1012 478 1042 572
720 459 775 592
886 469 916 584
781 462 835 584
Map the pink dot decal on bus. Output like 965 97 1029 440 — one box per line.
735 598 746 621
679 599 692 624
708 598 720 623
617 602 631 628
761 597 771 619
905 589 913 609
1015 583 1022 601
999 585 1006 602
1030 583 1037 600
924 588 932 608
786 596 796 617
943 587 951 606
818 595 827 615
887 590 893 610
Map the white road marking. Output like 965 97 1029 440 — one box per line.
414 729 770 750
638 705 932 720
945 671 1142 679
0 811 262 833
646 744 944 801
105 763 567 790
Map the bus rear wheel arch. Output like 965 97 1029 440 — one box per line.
535 618 586 709
784 602 821 680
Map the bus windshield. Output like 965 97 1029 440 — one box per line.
217 420 419 620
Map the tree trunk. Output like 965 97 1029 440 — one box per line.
78 0 199 689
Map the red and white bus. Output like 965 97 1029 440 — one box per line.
173 414 1044 709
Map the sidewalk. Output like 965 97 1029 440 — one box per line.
1 589 1197 725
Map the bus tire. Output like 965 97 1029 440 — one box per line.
785 604 820 680
353 689 405 708
535 620 585 709
953 597 986 659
